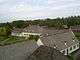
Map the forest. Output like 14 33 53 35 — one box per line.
0 16 80 29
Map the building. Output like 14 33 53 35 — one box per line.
11 25 42 39
0 40 38 60
0 41 69 60
26 46 69 60
11 25 79 55
71 26 80 32
37 29 79 55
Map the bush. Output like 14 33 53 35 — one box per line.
28 35 39 41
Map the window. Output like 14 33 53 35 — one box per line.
73 45 76 49
77 44 79 47
24 34 27 35
62 50 65 54
70 47 72 51
67 49 68 54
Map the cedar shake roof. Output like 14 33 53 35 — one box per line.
12 28 25 33
12 25 79 51
40 29 79 50
25 25 44 33
0 40 38 60
12 25 44 33
26 46 69 60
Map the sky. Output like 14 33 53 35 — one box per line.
0 0 80 23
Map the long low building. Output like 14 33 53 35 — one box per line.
37 29 79 55
12 25 79 55
71 26 80 32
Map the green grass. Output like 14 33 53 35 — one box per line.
0 27 7 36
67 55 74 60
67 49 80 60
74 32 80 37
74 32 80 41
0 36 26 46
67 52 76 60
0 35 39 46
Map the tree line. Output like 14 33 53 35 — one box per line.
0 15 80 29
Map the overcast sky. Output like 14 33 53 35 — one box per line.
0 0 80 23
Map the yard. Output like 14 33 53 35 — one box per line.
0 27 40 46
0 35 39 46
0 36 27 46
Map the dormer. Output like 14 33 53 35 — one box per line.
64 41 67 46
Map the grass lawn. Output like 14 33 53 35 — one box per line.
74 32 80 37
74 32 80 41
0 36 27 46
67 52 76 60
67 49 80 60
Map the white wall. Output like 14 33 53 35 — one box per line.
11 32 41 39
12 30 79 55
68 43 79 54
37 39 44 46
61 43 79 55
22 32 41 36
11 32 22 36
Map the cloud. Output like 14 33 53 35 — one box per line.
0 0 80 23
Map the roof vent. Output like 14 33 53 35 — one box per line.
54 46 56 49
46 33 50 36
40 35 43 38
73 40 75 42
46 34 49 35
54 44 57 49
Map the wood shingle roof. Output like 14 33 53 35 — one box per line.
26 46 69 60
